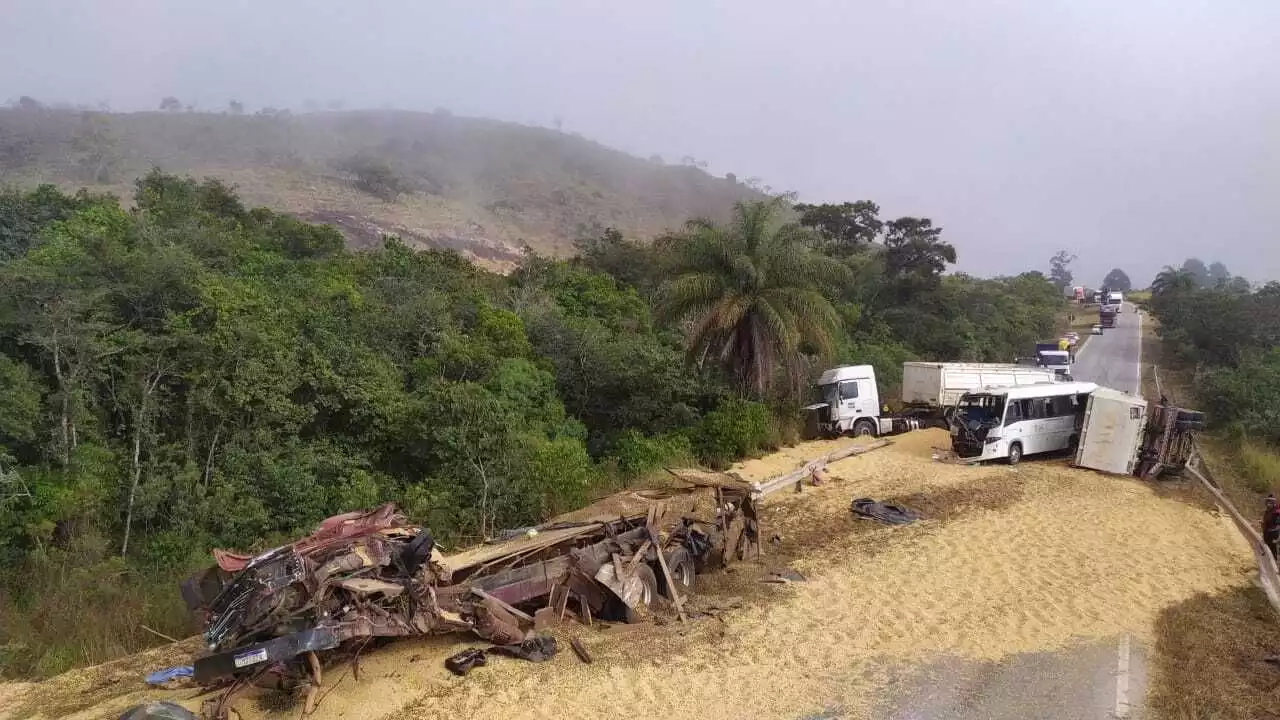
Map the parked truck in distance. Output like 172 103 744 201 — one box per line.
1099 305 1118 329
807 362 1061 438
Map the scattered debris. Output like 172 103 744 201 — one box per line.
118 701 198 720
489 636 558 662
144 665 194 686
444 648 487 677
570 637 593 664
850 498 921 525
761 568 807 584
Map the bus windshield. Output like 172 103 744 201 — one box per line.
954 392 1007 427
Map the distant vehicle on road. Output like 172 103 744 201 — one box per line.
1091 324 1104 335
1107 291 1124 305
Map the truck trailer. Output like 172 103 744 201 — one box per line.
1073 388 1201 477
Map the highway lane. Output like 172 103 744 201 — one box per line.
863 303 1148 720
1071 303 1143 394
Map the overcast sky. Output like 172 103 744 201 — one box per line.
3 0 1277 286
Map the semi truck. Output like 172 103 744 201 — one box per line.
807 362 1060 438
1099 305 1118 329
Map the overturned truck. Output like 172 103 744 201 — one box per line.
180 472 759 695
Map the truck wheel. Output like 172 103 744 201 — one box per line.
1068 434 1079 452
1007 442 1023 465
599 564 658 623
852 419 877 438
659 547 696 598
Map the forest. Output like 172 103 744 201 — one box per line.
0 174 1066 677
1146 262 1280 487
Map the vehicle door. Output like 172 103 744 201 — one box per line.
838 380 864 428
1023 397 1052 454
1001 398 1027 455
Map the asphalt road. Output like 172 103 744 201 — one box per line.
860 304 1148 720
1071 304 1143 394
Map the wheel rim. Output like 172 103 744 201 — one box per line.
676 562 693 588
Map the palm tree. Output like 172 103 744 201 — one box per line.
1151 266 1195 296
657 199 848 397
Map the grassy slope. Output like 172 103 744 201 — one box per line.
0 108 762 269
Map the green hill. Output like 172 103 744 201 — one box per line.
0 107 761 269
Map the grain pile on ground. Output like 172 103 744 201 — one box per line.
2 430 1255 720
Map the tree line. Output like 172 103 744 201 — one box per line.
1146 260 1276 440
0 175 1067 676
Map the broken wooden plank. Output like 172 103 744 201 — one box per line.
533 606 556 631
471 587 534 624
626 539 651 574
648 528 687 622
570 637 593 664
752 439 892 498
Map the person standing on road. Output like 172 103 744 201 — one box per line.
1263 495 1280 559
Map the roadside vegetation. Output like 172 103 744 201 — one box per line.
1140 257 1280 719
0 174 1067 677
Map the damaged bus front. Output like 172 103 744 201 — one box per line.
949 382 1097 464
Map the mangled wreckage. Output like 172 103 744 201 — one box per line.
179 470 760 702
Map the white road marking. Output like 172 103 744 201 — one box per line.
1115 633 1132 718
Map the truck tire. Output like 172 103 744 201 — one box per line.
1068 434 1079 453
659 547 696 598
852 419 877 438
599 564 658 623
1007 442 1023 466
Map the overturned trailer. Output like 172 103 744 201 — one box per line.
179 473 760 702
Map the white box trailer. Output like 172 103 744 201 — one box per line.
1073 387 1148 475
901 362 1061 410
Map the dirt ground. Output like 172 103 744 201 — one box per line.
1 430 1255 720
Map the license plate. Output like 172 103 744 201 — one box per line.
233 648 269 668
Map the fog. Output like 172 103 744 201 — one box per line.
3 0 1278 286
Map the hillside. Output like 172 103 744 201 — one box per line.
0 107 761 269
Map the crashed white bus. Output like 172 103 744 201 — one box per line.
949 381 1097 464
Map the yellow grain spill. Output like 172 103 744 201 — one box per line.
8 430 1253 720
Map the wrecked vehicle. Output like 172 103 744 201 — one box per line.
179 472 760 699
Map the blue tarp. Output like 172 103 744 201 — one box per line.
144 665 193 685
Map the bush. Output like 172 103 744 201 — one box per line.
610 430 693 477
337 154 410 201
1237 439 1280 495
692 398 773 469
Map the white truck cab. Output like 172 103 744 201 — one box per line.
807 365 882 437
